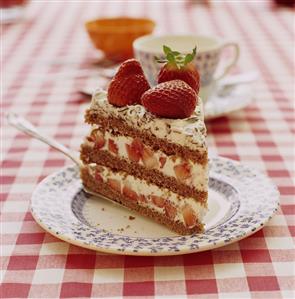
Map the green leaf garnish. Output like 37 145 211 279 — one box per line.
184 54 193 65
154 45 197 69
172 51 181 56
154 56 167 63
166 52 175 63
163 45 172 55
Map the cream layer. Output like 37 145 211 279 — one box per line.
90 89 207 152
85 129 208 191
87 163 207 228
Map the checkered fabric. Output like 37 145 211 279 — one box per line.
1 1 294 298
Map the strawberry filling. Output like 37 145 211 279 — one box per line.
88 164 205 228
86 130 206 190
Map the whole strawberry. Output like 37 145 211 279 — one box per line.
141 80 197 119
108 59 150 107
156 46 200 93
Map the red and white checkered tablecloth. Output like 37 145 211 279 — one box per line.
1 1 294 298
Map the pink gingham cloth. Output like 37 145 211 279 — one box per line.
1 1 294 298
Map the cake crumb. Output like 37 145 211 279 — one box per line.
126 225 130 229
101 208 105 211
129 216 135 220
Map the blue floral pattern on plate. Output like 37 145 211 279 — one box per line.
30 156 279 256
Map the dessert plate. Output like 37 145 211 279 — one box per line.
31 156 279 256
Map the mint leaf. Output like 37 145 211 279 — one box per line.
163 45 172 55
184 47 197 65
166 52 175 64
158 45 197 68
184 54 193 65
192 46 197 57
154 56 167 63
172 51 180 56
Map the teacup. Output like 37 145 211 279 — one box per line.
133 34 239 101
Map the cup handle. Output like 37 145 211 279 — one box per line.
214 42 240 81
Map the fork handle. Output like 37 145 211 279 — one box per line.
6 113 81 167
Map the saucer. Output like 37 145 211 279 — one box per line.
204 82 254 120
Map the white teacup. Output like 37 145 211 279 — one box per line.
133 34 240 101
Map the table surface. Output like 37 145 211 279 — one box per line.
1 1 294 298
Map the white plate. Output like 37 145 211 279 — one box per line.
80 82 253 121
31 156 279 256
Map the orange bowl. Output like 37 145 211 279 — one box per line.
85 17 156 62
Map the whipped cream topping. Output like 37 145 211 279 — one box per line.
85 130 208 191
90 89 207 151
87 163 207 226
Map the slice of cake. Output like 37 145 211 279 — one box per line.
80 48 208 235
